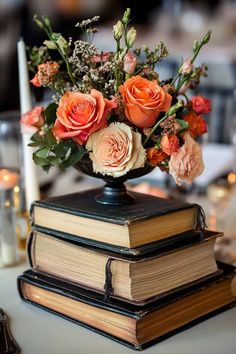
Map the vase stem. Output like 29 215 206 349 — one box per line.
95 181 135 206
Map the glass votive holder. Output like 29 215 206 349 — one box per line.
207 179 232 232
0 183 19 268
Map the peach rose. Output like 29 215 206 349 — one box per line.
147 147 167 166
119 75 172 128
161 135 179 156
191 96 211 114
53 90 116 145
183 111 207 137
30 61 59 87
86 122 146 177
169 133 204 185
21 106 44 128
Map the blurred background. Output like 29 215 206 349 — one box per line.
0 0 236 264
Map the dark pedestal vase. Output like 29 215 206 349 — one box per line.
74 155 155 206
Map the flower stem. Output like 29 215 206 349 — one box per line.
143 113 168 147
42 21 79 89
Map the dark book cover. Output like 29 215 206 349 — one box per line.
31 188 205 227
31 225 205 256
28 229 220 263
18 263 236 350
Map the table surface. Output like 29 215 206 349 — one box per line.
1 261 236 354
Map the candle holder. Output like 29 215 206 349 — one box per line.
0 111 30 250
0 188 19 268
207 179 232 231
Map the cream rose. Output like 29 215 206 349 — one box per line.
169 133 204 185
86 122 146 177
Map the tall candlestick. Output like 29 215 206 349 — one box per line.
17 38 40 212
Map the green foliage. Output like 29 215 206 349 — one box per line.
44 103 58 125
176 119 189 134
27 46 51 73
29 127 86 172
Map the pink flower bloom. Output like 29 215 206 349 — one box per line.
191 96 211 114
30 61 59 87
161 134 179 155
53 90 115 145
179 58 193 75
169 133 204 185
86 122 146 177
21 106 44 128
92 52 110 63
30 75 41 87
123 52 137 75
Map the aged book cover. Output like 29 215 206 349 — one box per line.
28 230 221 303
31 188 205 250
18 263 236 350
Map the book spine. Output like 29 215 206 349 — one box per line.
103 258 115 302
194 204 207 231
27 232 35 268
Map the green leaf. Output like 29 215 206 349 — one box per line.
44 129 57 146
52 141 74 158
42 165 51 172
35 147 50 158
31 131 43 143
64 147 72 161
176 119 189 133
47 156 61 165
44 103 58 125
33 154 49 167
28 142 44 148
61 148 86 168
155 136 162 148
44 40 57 50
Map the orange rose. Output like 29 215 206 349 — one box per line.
21 106 44 128
191 96 211 114
52 90 116 145
30 61 59 87
183 111 207 137
147 147 167 166
119 75 172 128
161 135 179 156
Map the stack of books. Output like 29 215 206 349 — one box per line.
18 188 236 350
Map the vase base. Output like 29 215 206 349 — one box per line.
95 184 135 206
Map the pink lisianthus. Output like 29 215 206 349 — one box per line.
169 133 204 185
86 122 146 177
21 106 44 128
92 52 110 63
123 52 137 75
191 96 211 114
179 58 193 75
52 89 116 145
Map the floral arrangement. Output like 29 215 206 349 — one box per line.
21 9 212 185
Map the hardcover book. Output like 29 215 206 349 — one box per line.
31 188 205 251
28 230 221 303
18 263 236 350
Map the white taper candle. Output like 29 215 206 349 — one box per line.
17 38 40 212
